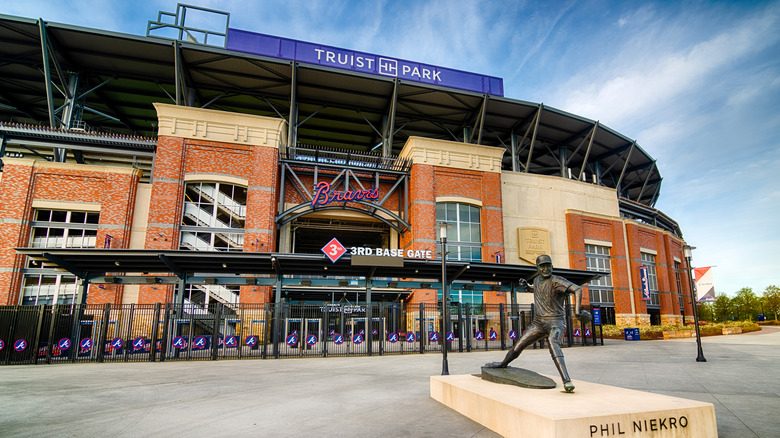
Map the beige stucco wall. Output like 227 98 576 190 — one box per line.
501 172 620 269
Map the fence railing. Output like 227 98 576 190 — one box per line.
0 302 602 365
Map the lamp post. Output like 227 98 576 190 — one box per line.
683 245 707 362
438 221 454 375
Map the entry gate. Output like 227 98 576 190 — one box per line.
1 302 604 365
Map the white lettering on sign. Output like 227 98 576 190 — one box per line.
315 48 375 69
349 247 433 259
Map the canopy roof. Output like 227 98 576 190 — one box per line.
15 249 599 292
0 13 663 207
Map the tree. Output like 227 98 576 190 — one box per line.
696 302 713 322
732 287 759 321
712 293 733 321
764 285 780 321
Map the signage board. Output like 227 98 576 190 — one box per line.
193 336 207 349
14 339 27 352
322 238 347 263
226 29 504 96
593 308 601 325
624 328 640 341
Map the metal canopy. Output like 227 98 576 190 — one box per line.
0 13 663 207
15 248 599 289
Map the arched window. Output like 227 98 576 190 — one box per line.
180 182 246 251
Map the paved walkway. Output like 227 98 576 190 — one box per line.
1 327 778 437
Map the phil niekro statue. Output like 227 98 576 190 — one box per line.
485 254 591 393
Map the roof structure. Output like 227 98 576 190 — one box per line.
0 11 666 209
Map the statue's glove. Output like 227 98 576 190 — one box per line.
577 310 592 325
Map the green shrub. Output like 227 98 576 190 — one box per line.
600 320 759 340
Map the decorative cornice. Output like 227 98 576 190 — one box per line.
153 103 287 148
399 137 505 173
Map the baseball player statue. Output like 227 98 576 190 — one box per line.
484 254 591 393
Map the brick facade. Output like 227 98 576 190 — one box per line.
1 107 689 328
0 159 140 305
567 211 691 326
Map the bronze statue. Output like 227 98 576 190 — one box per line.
484 254 590 393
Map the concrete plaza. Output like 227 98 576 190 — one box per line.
1 327 778 437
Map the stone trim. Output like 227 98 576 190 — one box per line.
399 137 504 173
154 103 287 148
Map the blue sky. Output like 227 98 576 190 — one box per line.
3 1 779 296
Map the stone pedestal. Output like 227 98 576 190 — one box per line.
430 374 717 437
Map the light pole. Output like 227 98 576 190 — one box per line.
438 221 453 375
683 245 707 362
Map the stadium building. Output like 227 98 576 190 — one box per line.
1 5 694 329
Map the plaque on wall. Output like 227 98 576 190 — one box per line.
518 227 551 264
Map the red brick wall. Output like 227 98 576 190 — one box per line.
0 162 35 305
567 211 686 324
0 160 140 305
139 136 279 304
403 164 505 304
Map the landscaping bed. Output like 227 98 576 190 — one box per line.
601 321 760 340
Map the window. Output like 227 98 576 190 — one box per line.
438 289 483 307
585 244 614 305
22 209 99 305
641 252 660 307
180 182 247 251
435 203 481 262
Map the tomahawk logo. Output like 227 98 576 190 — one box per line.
378 58 397 76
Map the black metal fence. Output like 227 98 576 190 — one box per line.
0 302 602 365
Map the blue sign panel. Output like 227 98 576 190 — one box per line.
445 332 454 342
640 266 651 300
406 332 416 343
0 339 4 351
226 29 504 96
286 335 298 346
80 338 93 351
388 333 398 343
245 336 258 347
593 308 602 325
14 339 27 352
508 330 517 340
58 338 72 351
132 337 146 351
111 338 123 350
489 330 498 340
475 331 484 340
429 332 439 342
624 328 640 341
306 335 318 346
224 336 238 348
353 334 364 344
193 336 207 349
172 336 187 349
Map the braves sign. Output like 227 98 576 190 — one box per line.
312 181 379 207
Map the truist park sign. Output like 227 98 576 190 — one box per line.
226 29 504 96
